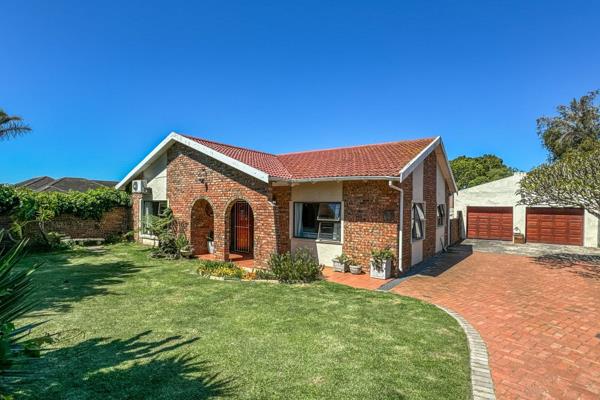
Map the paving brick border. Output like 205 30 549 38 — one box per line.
436 305 496 400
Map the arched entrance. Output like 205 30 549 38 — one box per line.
228 200 254 259
191 199 215 256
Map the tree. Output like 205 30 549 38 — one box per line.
450 154 517 190
537 90 600 160
517 146 600 219
0 109 31 141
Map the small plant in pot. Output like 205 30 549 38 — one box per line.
370 248 394 279
332 253 352 272
349 263 362 275
206 230 215 254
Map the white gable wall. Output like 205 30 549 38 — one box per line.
143 153 168 201
435 163 446 252
411 162 424 265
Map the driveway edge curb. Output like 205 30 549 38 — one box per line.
435 305 496 400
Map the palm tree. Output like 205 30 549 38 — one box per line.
0 109 31 140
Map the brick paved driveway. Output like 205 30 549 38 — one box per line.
392 246 600 399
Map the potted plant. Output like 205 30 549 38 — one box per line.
207 230 215 254
332 253 351 272
349 264 362 275
370 248 394 279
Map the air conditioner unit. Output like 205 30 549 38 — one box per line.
131 180 147 194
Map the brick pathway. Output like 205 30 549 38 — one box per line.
392 247 600 400
322 267 393 290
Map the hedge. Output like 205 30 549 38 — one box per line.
0 185 131 221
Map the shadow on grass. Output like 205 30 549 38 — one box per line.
25 250 143 314
18 331 235 399
533 253 600 280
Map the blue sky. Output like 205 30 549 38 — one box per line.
2 0 599 184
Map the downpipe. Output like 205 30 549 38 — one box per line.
388 180 404 273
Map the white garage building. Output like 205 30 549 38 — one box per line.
454 173 599 248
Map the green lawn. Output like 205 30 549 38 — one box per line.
16 244 470 400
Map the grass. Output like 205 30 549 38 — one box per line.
15 244 470 399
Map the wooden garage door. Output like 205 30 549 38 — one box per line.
526 208 584 246
467 206 513 241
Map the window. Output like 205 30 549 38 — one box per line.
141 200 167 235
294 202 341 242
412 203 425 240
437 204 446 226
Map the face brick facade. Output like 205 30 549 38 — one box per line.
126 134 454 274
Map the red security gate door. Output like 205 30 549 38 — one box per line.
231 201 254 254
467 206 513 241
526 208 584 246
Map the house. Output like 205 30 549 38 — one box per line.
116 132 457 274
454 173 600 247
15 176 118 192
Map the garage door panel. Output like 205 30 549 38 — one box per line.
467 207 513 241
526 208 583 246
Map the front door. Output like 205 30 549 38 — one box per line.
231 201 253 254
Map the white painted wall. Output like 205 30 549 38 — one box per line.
289 182 343 266
435 164 447 252
454 173 524 238
411 163 424 265
454 173 599 248
585 211 599 247
143 153 167 201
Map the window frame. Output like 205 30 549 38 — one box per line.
411 202 426 241
140 200 168 236
293 201 342 243
436 204 446 227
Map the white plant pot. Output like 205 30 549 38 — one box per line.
349 265 362 275
332 260 347 272
207 240 215 254
370 258 392 279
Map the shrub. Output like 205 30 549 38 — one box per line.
267 248 323 283
147 209 193 259
197 260 244 279
0 185 19 215
45 232 73 251
0 231 52 395
254 268 277 280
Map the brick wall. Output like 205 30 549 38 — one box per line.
342 181 401 273
422 152 437 259
190 199 214 255
272 186 291 254
164 143 278 266
131 193 142 241
449 218 461 245
0 207 130 240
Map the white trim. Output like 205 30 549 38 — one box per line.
398 136 458 194
116 132 270 189
116 133 178 189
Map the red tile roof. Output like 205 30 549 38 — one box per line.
185 136 292 178
185 134 436 180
